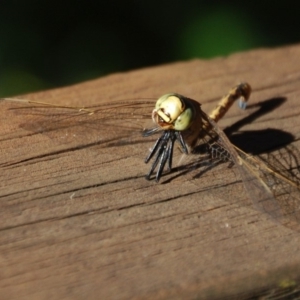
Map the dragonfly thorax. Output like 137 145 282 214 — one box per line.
152 93 196 131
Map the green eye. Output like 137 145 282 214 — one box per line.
174 107 193 131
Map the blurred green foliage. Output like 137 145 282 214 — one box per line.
0 1 299 97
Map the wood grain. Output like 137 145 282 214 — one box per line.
1 44 300 299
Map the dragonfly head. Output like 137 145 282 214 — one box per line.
152 93 195 131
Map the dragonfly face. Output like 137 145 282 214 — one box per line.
152 93 197 131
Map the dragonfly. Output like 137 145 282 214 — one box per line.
1 83 300 231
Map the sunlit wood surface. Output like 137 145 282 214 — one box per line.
1 44 300 299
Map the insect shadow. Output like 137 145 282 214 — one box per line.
225 97 294 154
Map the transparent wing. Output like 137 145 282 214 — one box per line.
0 98 160 168
182 116 300 231
244 144 300 229
0 98 155 143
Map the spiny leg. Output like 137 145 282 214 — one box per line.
144 130 188 181
154 133 175 181
209 82 251 123
145 131 173 181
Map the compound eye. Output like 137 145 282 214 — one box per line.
173 107 193 131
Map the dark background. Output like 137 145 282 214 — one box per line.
0 1 299 97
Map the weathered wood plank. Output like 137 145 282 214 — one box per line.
1 45 300 299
